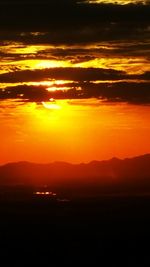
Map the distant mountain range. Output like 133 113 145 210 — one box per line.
0 154 150 195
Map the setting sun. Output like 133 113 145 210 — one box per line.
0 1 150 265
42 100 61 110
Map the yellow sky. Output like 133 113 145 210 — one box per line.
1 42 149 77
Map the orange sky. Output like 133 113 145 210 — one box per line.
0 40 150 164
0 98 150 164
0 1 150 164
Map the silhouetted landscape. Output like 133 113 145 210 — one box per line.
0 154 150 266
0 154 150 197
1 0 150 265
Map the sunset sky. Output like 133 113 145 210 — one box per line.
0 0 150 164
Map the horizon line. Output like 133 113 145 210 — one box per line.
0 153 150 167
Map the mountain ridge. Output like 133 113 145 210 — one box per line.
1 153 150 167
0 154 150 195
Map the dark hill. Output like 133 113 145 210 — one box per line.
0 154 150 195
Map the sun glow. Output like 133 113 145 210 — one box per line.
42 100 61 110
35 60 72 69
0 99 150 164
46 86 71 92
0 59 72 74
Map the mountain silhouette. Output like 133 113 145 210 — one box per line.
0 154 150 195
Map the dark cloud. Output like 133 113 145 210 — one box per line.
0 85 49 102
50 44 150 59
0 2 150 45
139 71 150 80
0 1 149 106
0 68 127 83
1 67 150 84
1 81 150 105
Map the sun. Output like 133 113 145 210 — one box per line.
42 99 61 110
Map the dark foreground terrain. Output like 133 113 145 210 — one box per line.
0 190 150 266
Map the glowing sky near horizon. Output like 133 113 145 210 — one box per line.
0 0 150 164
0 99 149 164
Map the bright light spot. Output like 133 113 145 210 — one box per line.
46 86 71 92
55 80 70 85
86 0 147 4
42 101 61 110
34 191 57 196
35 60 72 69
